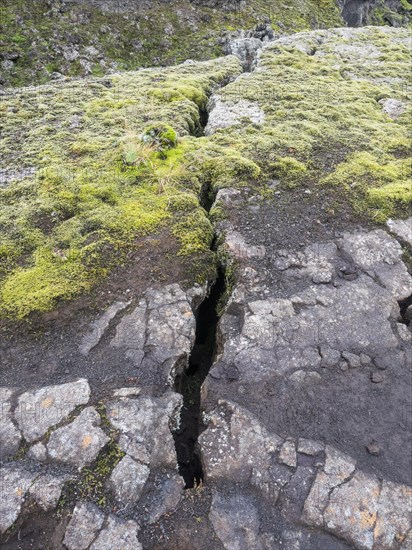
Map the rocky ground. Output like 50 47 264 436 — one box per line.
0 13 411 550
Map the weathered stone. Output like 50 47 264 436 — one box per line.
106 393 182 469
320 345 341 368
0 465 37 533
360 353 372 365
63 501 104 550
387 217 412 248
112 387 141 398
371 372 384 383
15 379 90 442
28 442 47 462
374 480 412 549
225 229 266 260
324 470 381 550
0 387 22 458
29 473 70 511
278 439 297 468
199 401 282 484
205 96 265 135
143 471 183 524
302 445 356 527
379 98 406 119
111 284 198 371
342 351 361 368
209 490 264 550
89 515 142 550
79 301 130 355
47 407 109 469
340 230 412 300
109 455 149 504
366 441 381 456
298 439 324 456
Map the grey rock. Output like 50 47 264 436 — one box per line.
225 228 266 260
15 379 90 442
47 407 109 469
374 480 412 549
371 372 384 383
27 442 47 462
209 490 264 550
323 470 381 549
387 217 412 248
302 445 356 527
379 98 406 119
109 455 149 505
29 473 70 511
106 393 182 469
112 387 141 398
320 345 341 368
342 351 361 368
340 230 412 300
360 353 372 365
0 388 22 458
0 465 37 533
90 515 142 550
298 439 324 456
226 36 263 71
143 471 183 524
366 441 381 456
200 401 282 484
205 96 264 136
111 284 198 373
63 501 104 550
278 438 297 468
79 301 130 355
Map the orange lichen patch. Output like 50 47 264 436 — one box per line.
40 396 55 409
81 434 93 448
359 509 377 530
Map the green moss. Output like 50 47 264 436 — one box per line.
0 56 241 319
0 0 346 88
1 27 411 319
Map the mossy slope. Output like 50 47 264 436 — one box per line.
1 27 410 319
0 0 344 87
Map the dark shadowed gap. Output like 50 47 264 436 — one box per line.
173 267 225 488
193 106 209 137
398 294 412 325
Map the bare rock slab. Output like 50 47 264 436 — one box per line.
0 388 22 458
109 455 149 505
47 407 109 469
29 473 70 511
106 393 182 469
89 515 142 550
0 464 37 533
63 501 105 550
15 379 90 442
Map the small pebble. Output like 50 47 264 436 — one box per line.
371 372 384 383
366 441 381 456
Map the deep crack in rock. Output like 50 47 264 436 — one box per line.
173 267 226 488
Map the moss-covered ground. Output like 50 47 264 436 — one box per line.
0 0 344 87
0 26 410 320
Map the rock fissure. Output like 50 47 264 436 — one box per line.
173 265 226 489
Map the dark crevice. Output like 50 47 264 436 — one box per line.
398 294 412 325
199 179 217 213
194 106 210 137
173 266 226 488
